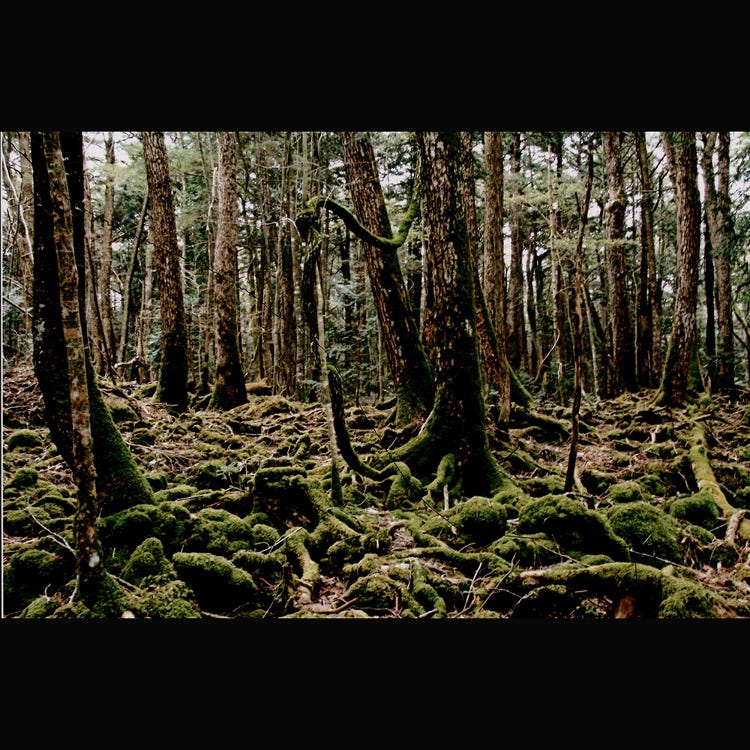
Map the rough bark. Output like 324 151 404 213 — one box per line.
141 131 190 411
635 131 661 387
97 132 117 379
506 133 526 371
602 132 636 394
655 132 703 406
396 131 503 496
337 131 434 427
32 132 155 518
701 131 735 393
40 132 104 604
210 131 247 409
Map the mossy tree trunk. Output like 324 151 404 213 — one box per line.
401 131 503 496
36 132 103 604
655 132 703 407
140 131 190 411
338 131 434 427
507 132 527 372
209 131 247 410
32 132 154 517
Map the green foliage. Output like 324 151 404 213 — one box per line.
666 489 722 532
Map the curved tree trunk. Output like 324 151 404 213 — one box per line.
338 132 434 427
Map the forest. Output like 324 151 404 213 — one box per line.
2 130 750 620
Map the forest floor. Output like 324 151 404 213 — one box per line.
3 364 750 619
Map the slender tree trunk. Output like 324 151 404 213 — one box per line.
655 132 703 406
116 191 148 377
461 132 511 427
701 131 736 393
507 133 526 370
140 131 190 411
602 131 636 394
703 210 716 387
634 131 659 387
565 138 594 492
210 131 247 409
97 132 118 379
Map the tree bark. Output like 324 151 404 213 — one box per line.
141 131 190 411
655 132 703 406
398 131 503 496
700 131 736 393
40 132 104 604
32 132 154 517
337 131 434 427
210 131 247 409
507 133 526 371
602 131 637 394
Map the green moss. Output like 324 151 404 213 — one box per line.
519 475 565 497
19 596 60 618
98 503 188 553
606 501 683 565
153 484 199 503
184 508 255 556
488 534 560 568
445 495 508 546
3 547 73 613
134 580 203 619
580 468 617 496
385 462 423 509
6 429 44 451
667 489 722 532
6 467 39 489
172 551 259 614
517 495 630 560
607 480 651 504
190 459 242 490
121 537 176 585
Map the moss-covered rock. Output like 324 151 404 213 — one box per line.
172 551 259 614
6 467 39 489
3 547 73 614
516 495 630 560
606 501 684 565
184 508 255 556
666 489 722 532
607 480 651 504
5 429 44 451
133 580 203 619
121 537 176 585
580 468 617 496
98 503 189 553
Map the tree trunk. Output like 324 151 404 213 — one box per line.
116 191 148 378
565 137 594 492
97 132 118 379
602 131 636 394
209 131 247 409
140 131 190 411
40 132 104 604
655 132 703 406
399 131 503 496
634 131 661 387
338 131 434 427
507 133 526 371
701 131 736 393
